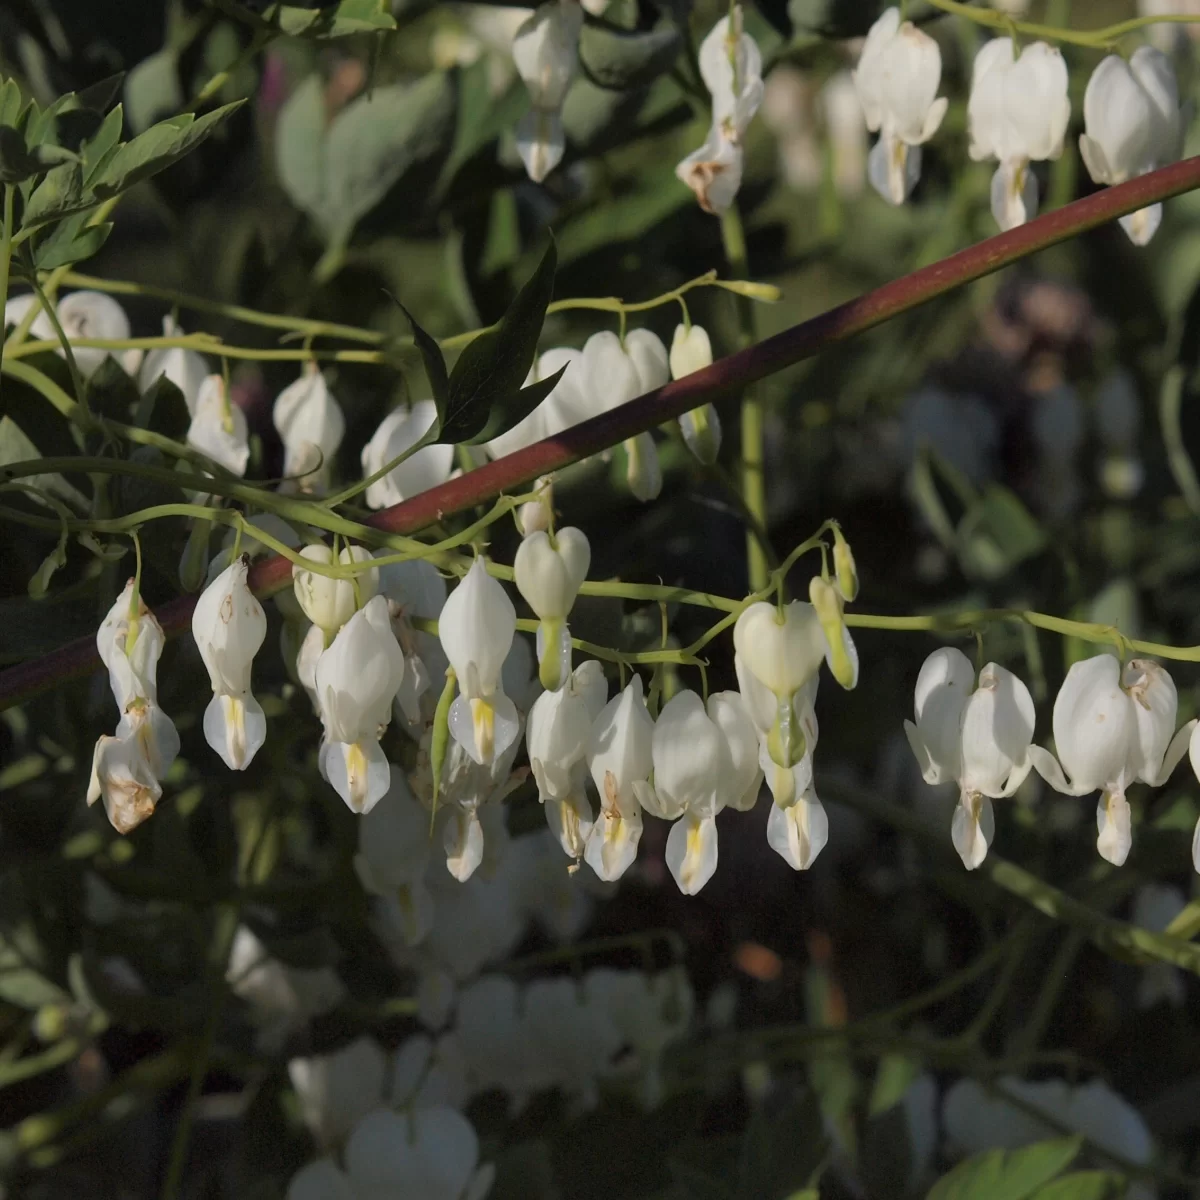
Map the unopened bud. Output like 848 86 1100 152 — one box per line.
809 575 858 690
832 527 858 601
669 323 713 380
714 279 782 302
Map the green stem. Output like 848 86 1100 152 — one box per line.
720 203 771 591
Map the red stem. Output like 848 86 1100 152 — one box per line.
5 158 1200 711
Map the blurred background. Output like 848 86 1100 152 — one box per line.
4 0 1200 1196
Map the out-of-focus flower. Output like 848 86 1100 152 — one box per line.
512 0 583 182
273 363 345 489
288 1036 388 1148
187 375 251 476
292 543 378 640
139 316 209 413
854 7 947 205
361 400 455 509
56 290 138 378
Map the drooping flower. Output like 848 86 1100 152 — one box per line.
1079 48 1183 245
512 0 583 182
578 329 669 501
273 363 346 489
822 70 868 199
138 315 209 414
439 559 519 766
314 596 406 814
96 579 180 780
56 290 138 378
361 400 455 509
676 7 764 214
584 674 654 881
292 542 379 640
669 323 721 464
853 7 948 205
187 375 250 476
1032 655 1194 865
527 659 608 859
514 526 590 690
286 1107 494 1200
904 647 1036 869
191 557 268 770
967 38 1071 230
288 1036 388 1148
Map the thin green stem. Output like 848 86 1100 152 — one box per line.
719 203 771 591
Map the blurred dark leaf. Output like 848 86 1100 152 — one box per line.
738 1092 827 1200
392 296 449 406
579 22 683 91
86 356 141 421
275 0 398 37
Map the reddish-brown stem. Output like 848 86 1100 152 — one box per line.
5 157 1200 711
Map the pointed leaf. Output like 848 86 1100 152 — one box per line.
926 1137 1083 1200
579 23 683 91
460 365 567 447
440 237 556 444
21 160 88 228
33 215 113 270
389 295 448 405
92 100 244 199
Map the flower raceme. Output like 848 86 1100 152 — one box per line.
439 559 520 766
191 557 268 770
676 7 764 215
904 648 1036 869
314 595 407 814
1030 655 1195 866
1079 47 1184 246
853 7 948 206
967 38 1071 231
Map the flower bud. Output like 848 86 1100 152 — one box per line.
624 432 662 502
713 279 782 302
513 527 590 621
669 324 713 380
832 528 858 601
809 576 858 690
292 543 379 638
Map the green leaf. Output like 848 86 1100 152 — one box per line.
391 296 448 405
91 100 244 200
1029 1171 1124 1200
125 50 183 135
579 22 683 91
0 928 70 1010
275 73 455 241
958 484 1047 581
926 1137 1084 1200
0 79 24 128
435 65 528 198
275 0 398 36
869 1052 921 1117
33 216 113 270
440 237 557 444
86 356 142 421
74 73 125 117
82 104 124 186
21 159 87 228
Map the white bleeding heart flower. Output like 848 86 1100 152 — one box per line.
905 647 1036 869
314 596 406 814
527 659 608 858
440 559 519 766
677 7 763 215
86 734 162 835
361 400 456 509
670 323 721 464
512 0 583 181
706 690 762 812
191 557 268 770
515 525 590 691
484 349 589 459
967 38 1071 230
273 363 345 488
292 543 379 639
584 674 654 881
853 7 948 205
139 316 209 414
1033 655 1195 866
187 375 250 476
1079 47 1183 246
56 290 136 378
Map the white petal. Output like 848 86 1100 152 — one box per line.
733 601 826 699
707 690 762 810
652 690 726 817
439 559 516 697
1051 654 1133 795
1122 658 1179 784
951 791 995 870
960 662 1035 797
912 646 974 781
203 692 266 770
583 803 643 881
1096 791 1133 866
990 159 1038 231
766 792 828 870
444 809 485 881
665 813 719 895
